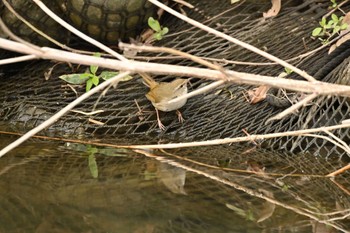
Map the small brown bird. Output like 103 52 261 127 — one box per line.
140 73 189 130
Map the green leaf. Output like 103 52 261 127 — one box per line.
284 67 293 74
86 79 93 92
88 153 98 178
79 73 93 79
312 27 323 37
320 17 326 27
148 17 161 32
333 25 341 34
100 71 119 80
93 52 101 58
90 64 98 75
331 0 337 8
91 75 99 86
59 74 89 84
161 27 169 36
154 32 162 40
326 20 334 28
331 14 338 22
341 23 348 30
89 53 101 75
100 71 133 81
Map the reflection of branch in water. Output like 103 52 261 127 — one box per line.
329 178 350 196
134 149 349 233
162 149 349 220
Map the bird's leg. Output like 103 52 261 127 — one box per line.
176 110 184 123
155 108 165 130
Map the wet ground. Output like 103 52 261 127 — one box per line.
0 132 349 233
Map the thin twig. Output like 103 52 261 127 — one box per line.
327 163 350 177
322 129 350 152
0 55 37 65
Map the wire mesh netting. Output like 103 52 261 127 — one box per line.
1 1 350 232
1 0 350 158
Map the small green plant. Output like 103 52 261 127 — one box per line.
59 53 132 92
312 13 348 44
330 0 338 8
148 17 169 40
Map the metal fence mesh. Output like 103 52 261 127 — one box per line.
1 0 350 158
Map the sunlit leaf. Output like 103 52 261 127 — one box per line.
148 17 161 32
59 74 89 84
91 75 99 86
88 53 101 75
86 79 93 92
331 13 339 22
100 71 118 80
312 27 322 36
100 71 133 81
341 23 348 30
161 27 169 35
90 65 98 75
154 33 162 40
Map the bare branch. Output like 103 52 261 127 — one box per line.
3 38 350 98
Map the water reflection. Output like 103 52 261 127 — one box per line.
0 136 349 232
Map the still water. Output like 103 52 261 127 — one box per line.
0 134 349 233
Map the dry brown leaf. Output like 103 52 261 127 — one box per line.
263 0 281 18
328 33 350 53
246 85 270 104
